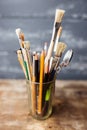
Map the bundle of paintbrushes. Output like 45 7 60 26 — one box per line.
15 9 73 119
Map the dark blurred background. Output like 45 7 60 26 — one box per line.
0 0 87 79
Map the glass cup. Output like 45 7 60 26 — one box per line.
26 80 55 120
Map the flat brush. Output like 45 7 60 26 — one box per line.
24 41 30 50
54 42 67 69
45 9 65 61
55 9 65 23
55 42 67 57
52 9 65 42
15 28 25 48
49 42 67 80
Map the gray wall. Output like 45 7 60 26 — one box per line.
0 0 87 79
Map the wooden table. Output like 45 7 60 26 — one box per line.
0 80 87 130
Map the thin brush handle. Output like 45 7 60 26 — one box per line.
45 41 54 61
51 22 61 42
17 51 27 79
49 57 53 72
22 48 31 80
54 26 62 52
45 10 65 61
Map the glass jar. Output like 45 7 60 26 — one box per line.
26 80 55 120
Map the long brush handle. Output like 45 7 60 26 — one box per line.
45 9 65 62
22 48 32 80
17 50 27 79
54 26 62 52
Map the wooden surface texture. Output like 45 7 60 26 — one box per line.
0 80 87 130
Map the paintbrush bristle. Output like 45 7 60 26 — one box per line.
55 9 65 23
17 49 22 54
15 28 22 38
55 42 67 57
24 41 30 50
15 28 24 41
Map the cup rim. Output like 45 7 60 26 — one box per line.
26 79 55 85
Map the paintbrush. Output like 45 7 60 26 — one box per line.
24 41 32 77
15 28 25 48
53 42 67 70
45 9 65 62
21 48 30 80
16 29 30 79
54 42 67 57
17 50 27 79
22 44 32 80
24 41 30 50
49 42 67 81
15 28 32 80
52 9 65 42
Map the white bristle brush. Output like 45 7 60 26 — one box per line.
45 9 65 62
15 28 24 48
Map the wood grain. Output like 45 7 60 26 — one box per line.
0 79 87 130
